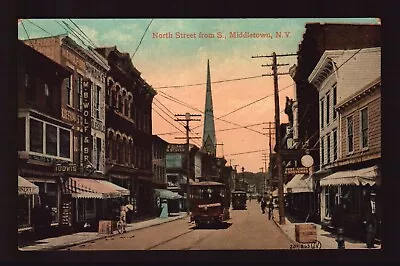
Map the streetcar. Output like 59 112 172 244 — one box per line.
189 181 227 226
231 190 247 210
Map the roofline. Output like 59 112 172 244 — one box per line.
336 77 381 110
20 33 67 42
308 47 382 85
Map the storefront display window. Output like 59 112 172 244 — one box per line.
18 195 31 228
46 124 58 156
30 119 43 153
59 128 70 158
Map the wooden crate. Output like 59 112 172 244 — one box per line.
295 223 317 243
98 220 113 234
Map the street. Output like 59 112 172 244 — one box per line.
64 200 292 250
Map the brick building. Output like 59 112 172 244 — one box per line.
95 46 157 217
22 36 130 231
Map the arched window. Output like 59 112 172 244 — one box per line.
124 98 129 117
121 136 127 164
106 79 113 106
112 134 117 161
130 102 135 121
131 142 135 167
126 138 130 165
115 134 121 163
106 132 112 160
111 89 116 109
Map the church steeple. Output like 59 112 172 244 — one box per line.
202 59 216 156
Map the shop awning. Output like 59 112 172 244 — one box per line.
286 174 313 193
320 166 378 187
18 176 39 195
154 189 183 200
66 177 130 199
272 187 287 197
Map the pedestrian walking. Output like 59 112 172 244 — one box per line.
362 192 379 248
260 197 267 214
268 201 274 220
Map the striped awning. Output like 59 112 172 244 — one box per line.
320 166 378 187
65 177 130 199
18 176 39 195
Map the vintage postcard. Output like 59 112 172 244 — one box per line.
17 18 381 252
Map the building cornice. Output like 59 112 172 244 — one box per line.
336 78 381 111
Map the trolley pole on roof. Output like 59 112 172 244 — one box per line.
175 112 201 215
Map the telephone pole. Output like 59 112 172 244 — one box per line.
252 52 297 225
263 122 274 193
261 153 268 194
175 112 201 215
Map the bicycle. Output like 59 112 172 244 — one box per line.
116 215 127 234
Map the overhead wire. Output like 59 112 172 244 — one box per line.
131 19 153 60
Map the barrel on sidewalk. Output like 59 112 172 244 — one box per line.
295 223 317 243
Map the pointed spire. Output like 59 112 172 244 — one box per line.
202 59 216 156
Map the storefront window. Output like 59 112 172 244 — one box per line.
30 119 43 153
59 128 70 158
18 117 26 151
18 195 31 228
46 124 58 156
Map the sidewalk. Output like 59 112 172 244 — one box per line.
271 209 381 250
19 212 188 251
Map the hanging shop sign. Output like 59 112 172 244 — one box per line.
82 78 92 163
285 167 309 175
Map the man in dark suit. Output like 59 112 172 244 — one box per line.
362 192 378 248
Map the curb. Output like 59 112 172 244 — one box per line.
271 218 298 245
20 214 188 251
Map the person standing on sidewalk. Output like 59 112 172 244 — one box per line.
268 201 274 220
362 192 379 248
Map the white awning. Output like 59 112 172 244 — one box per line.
66 177 130 199
320 166 378 187
154 189 183 200
286 174 313 193
272 187 287 197
18 176 39 195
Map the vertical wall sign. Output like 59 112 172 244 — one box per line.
82 78 92 164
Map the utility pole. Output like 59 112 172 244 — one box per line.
252 52 297 225
263 122 274 192
259 167 264 195
175 112 201 215
261 153 268 194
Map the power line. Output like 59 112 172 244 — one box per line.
154 97 202 137
155 75 265 89
68 19 97 47
25 19 54 37
225 149 268 156
158 91 266 136
153 104 202 147
131 19 153 60
154 121 270 136
20 20 30 40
